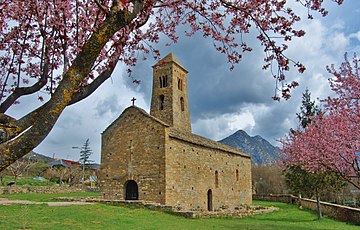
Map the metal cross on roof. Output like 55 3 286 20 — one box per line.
131 97 136 106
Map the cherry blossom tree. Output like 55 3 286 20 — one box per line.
283 89 345 219
281 53 360 189
0 0 344 171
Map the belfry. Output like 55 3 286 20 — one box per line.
150 53 191 132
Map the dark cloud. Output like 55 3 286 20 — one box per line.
124 28 319 147
130 31 276 121
95 94 122 118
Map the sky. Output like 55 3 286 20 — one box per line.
6 1 360 163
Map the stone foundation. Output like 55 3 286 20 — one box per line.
55 196 277 218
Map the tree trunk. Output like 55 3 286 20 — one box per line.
315 192 322 219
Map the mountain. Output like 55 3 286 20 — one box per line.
219 130 279 165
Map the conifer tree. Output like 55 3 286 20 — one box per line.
296 89 321 129
78 138 93 189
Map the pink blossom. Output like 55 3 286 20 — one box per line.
281 54 360 188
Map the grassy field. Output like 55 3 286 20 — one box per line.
1 176 57 186
0 193 358 230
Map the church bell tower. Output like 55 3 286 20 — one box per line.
150 53 191 132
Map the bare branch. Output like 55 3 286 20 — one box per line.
0 62 49 113
0 80 47 114
94 0 109 14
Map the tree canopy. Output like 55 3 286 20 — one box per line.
0 0 344 171
281 53 360 189
283 89 346 219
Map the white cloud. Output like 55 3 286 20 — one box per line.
192 110 256 141
192 103 276 141
350 31 360 41
328 32 349 52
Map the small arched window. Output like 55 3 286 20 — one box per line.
159 95 165 110
159 77 163 88
160 75 167 88
178 78 183 91
180 97 184 111
215 170 219 188
159 76 168 88
236 169 239 181
207 189 213 211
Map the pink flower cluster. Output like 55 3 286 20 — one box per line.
0 0 343 104
281 54 360 188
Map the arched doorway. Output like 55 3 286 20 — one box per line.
125 180 138 200
207 189 213 211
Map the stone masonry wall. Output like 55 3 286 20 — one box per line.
100 107 167 204
300 198 360 225
0 186 82 194
171 63 191 132
165 136 252 211
150 62 174 127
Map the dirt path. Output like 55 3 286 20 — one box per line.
0 198 94 206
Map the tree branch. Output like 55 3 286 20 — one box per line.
94 0 109 14
0 71 48 113
0 114 17 125
0 45 50 113
0 62 116 143
0 2 147 171
69 60 118 105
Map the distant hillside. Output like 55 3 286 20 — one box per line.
22 151 54 163
21 152 101 169
219 130 279 165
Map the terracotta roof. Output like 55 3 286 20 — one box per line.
169 128 250 158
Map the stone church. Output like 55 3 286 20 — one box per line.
100 53 252 211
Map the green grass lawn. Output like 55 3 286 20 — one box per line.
0 193 358 230
1 176 57 186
